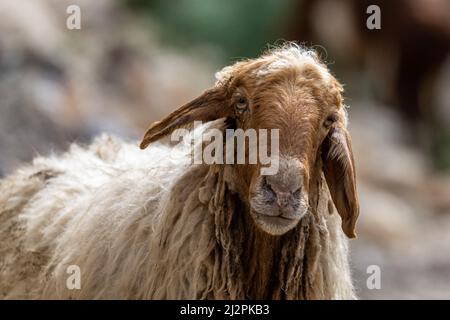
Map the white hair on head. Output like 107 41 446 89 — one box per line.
215 43 332 85
214 65 235 85
340 105 349 127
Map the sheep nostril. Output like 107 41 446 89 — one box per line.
262 177 277 198
293 188 301 198
268 185 276 195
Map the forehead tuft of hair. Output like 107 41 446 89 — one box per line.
215 43 332 86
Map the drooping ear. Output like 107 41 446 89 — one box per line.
321 124 359 238
140 86 231 149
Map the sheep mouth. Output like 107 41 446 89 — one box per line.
259 214 298 224
253 212 301 235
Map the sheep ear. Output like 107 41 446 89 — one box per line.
140 87 230 149
321 125 359 238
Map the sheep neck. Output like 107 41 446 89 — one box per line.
212 164 324 299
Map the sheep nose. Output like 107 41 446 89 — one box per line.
275 191 291 208
263 176 301 208
262 158 304 207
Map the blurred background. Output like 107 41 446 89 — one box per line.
0 0 449 299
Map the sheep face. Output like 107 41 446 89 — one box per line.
226 62 348 236
140 45 359 238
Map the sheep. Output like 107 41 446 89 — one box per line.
0 44 359 299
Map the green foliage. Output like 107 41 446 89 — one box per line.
433 129 450 171
121 0 295 60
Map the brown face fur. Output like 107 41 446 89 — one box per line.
140 45 359 238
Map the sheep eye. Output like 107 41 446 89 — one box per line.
324 114 337 128
235 96 248 112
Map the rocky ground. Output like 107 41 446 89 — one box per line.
349 104 450 299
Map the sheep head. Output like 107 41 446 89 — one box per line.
140 44 359 238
